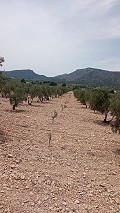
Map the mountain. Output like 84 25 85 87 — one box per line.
3 67 120 86
3 69 51 81
55 67 120 86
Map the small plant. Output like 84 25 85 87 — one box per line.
52 110 58 123
61 104 67 111
61 104 64 111
64 104 67 109
48 132 52 147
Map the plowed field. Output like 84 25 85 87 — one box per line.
0 92 120 213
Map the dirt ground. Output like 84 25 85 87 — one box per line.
0 92 120 213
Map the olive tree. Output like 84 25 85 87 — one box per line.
110 92 120 133
10 86 27 110
89 89 110 122
74 89 91 108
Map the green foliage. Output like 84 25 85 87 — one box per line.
110 92 120 133
10 86 27 110
62 83 66 87
52 111 58 123
0 73 69 110
74 89 91 108
0 72 4 92
74 88 112 122
57 87 63 97
90 89 110 112
110 92 120 117
49 81 57 86
21 78 26 83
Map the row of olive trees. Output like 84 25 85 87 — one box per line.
74 88 120 133
0 73 69 110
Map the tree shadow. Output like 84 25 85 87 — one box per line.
93 120 111 126
42 101 53 104
17 124 29 128
29 104 44 108
114 148 120 156
5 109 26 113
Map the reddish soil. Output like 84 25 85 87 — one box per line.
0 92 120 213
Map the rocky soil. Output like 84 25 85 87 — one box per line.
0 92 120 213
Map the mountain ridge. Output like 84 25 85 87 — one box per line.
3 67 120 86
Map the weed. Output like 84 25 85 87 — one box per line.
64 104 67 108
61 104 64 111
48 132 52 147
61 104 67 111
52 111 58 123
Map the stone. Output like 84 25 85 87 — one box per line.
20 174 25 180
75 200 80 204
8 154 13 158
62 201 67 206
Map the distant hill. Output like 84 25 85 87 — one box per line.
3 67 120 86
3 69 51 81
55 67 120 86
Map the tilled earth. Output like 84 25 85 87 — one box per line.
0 92 120 213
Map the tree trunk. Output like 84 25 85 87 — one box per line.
103 111 108 123
13 104 15 110
28 97 32 105
28 97 30 105
40 97 43 102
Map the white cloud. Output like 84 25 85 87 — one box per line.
0 0 120 75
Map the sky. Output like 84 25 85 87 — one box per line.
0 0 120 76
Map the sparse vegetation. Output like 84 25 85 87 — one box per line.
48 132 52 147
0 61 120 134
52 111 58 123
0 88 120 213
110 92 120 133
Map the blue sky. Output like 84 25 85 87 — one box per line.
0 0 120 76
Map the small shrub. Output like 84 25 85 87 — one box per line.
61 104 67 111
64 104 67 109
61 104 64 111
48 132 52 147
52 111 58 123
